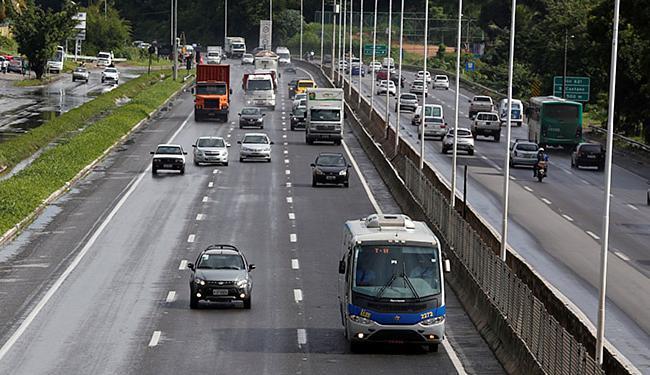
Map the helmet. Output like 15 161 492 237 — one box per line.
538 147 545 152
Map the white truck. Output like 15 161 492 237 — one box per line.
244 73 276 109
206 46 222 64
224 37 246 58
46 46 65 74
305 88 344 145
275 46 291 65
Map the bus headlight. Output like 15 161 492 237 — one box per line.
420 316 445 326
349 315 372 325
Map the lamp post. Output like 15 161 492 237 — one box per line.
270 0 273 48
449 0 462 215
224 0 228 44
369 0 378 116
172 0 178 80
384 0 393 134
320 0 325 66
348 0 353 96
394 0 404 152
419 0 429 170
562 30 575 99
341 0 347 87
331 1 338 80
300 0 304 59
358 0 364 105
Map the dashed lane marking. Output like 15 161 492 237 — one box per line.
285 159 290 164
208 182 214 188
291 259 300 270
285 169 291 175
293 289 303 302
165 291 176 303
523 186 533 192
627 204 639 211
297 329 307 347
562 214 574 222
196 214 205 221
286 197 293 203
586 231 600 240
288 213 295 220
148 331 162 347
286 182 292 188
290 233 297 243
202 196 209 203
178 260 188 270
284 150 288 154
541 198 552 205
187 234 196 243
615 251 630 261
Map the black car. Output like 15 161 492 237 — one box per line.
187 244 255 309
290 107 307 131
150 144 187 175
571 142 605 170
311 153 351 187
238 107 265 129
285 65 297 73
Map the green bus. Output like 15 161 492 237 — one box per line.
527 96 583 148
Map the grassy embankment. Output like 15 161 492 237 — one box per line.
0 70 185 235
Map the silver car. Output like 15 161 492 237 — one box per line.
410 79 428 96
193 136 230 166
395 93 419 112
441 128 475 155
72 67 89 83
509 140 538 168
418 117 448 140
238 133 273 162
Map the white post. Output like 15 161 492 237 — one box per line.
269 0 273 48
358 0 364 104
224 0 228 43
320 0 325 66
450 0 462 212
331 3 337 80
342 0 347 87
394 0 404 152
385 0 393 131
172 0 178 80
337 0 343 85
369 0 378 114
499 0 517 261
348 0 353 95
300 0 304 58
419 0 429 170
596 0 621 365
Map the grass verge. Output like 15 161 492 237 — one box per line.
0 72 184 236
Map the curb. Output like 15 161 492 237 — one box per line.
0 74 194 248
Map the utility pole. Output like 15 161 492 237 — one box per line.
348 0 353 96
331 1 338 80
394 0 404 152
320 0 325 66
419 0 429 170
369 0 378 116
384 0 392 133
358 0 363 105
300 0 304 59
563 29 568 99
450 0 462 215
341 0 347 87
172 0 178 80
270 0 273 48
224 0 228 45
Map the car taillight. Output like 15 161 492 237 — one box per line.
441 124 446 128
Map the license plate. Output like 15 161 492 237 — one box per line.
326 176 336 180
163 164 172 168
212 289 228 296
587 155 596 159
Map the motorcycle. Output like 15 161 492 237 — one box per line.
535 160 547 182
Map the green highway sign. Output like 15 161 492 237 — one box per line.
363 44 387 57
553 76 590 102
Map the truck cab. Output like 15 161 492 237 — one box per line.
225 37 246 58
194 64 231 122
305 88 344 145
244 74 276 109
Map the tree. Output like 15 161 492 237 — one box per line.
12 1 77 78
83 2 131 55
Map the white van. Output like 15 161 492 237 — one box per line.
46 46 65 74
276 46 291 65
498 98 523 126
382 57 395 69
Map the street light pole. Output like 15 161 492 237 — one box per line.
320 0 325 66
341 0 347 87
419 0 429 170
369 0 378 116
450 0 462 213
331 1 338 80
384 0 393 134
300 0 304 59
348 0 353 96
596 0 621 365
270 0 273 48
563 29 568 99
337 0 343 85
224 0 228 44
358 0 363 105
172 0 178 80
394 0 404 152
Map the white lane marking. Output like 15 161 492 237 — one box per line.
202 196 209 203
541 198 552 205
293 289 303 302
208 182 214 188
586 231 600 240
284 142 288 146
614 251 630 261
285 169 291 175
341 140 382 214
523 186 533 192
284 159 290 164
286 197 293 203
148 331 162 347
288 213 296 220
562 214 574 222
213 169 219 174
282 122 287 126
290 233 297 243
187 234 196 243
227 134 232 138
626 204 639 211
510 176 516 181
286 182 292 188
562 168 572 175
297 328 307 347
196 214 205 221
581 179 589 185
0 111 197 362
442 340 468 375
283 134 287 139
179 260 188 270
282 127 287 131
283 150 288 154
165 291 176 303
291 259 300 270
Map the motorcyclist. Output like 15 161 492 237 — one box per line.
533 147 549 177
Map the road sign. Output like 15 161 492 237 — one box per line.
553 76 590 101
465 61 475 72
259 20 272 50
363 44 387 57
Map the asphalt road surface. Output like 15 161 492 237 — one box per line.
0 62 503 374
337 64 650 371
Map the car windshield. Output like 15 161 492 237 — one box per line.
353 245 441 299
97 53 110 59
401 94 417 100
474 96 491 102
248 79 272 91
295 94 306 101
197 138 225 147
243 54 253 58
517 143 538 151
156 146 182 154
241 108 261 115
196 84 227 95
435 75 447 80
242 135 269 144
311 109 340 121
105 68 117 73
479 114 499 121
298 81 315 88
293 108 306 117
316 154 346 167
447 129 472 137
412 80 424 86
196 253 244 270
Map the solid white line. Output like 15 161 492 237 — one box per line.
341 140 382 214
0 111 196 362
179 260 188 270
541 198 552 205
291 259 300 270
208 181 214 188
297 328 307 347
615 251 630 261
286 182 292 188
286 197 293 203
523 186 533 192
293 289 303 302
562 214 574 222
196 214 205 221
148 331 162 347
626 204 639 211
288 213 295 220
290 233 297 243
187 234 196 243
586 231 600 240
442 340 468 375
202 196 208 203
165 291 176 303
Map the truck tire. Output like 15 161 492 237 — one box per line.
494 133 501 142
194 112 201 122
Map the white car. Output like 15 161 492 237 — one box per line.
151 144 187 174
101 67 119 84
410 79 428 96
96 51 112 67
338 60 349 70
241 53 255 65
368 61 382 72
416 70 432 83
193 136 230 166
0 56 8 72
293 93 307 110
238 133 274 162
433 75 450 90
376 80 396 96
441 128 475 155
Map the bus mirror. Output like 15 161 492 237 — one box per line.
444 259 451 273
338 260 346 274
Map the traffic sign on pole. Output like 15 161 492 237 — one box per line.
553 76 590 101
363 44 387 57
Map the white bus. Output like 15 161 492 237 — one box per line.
46 46 65 74
338 214 450 352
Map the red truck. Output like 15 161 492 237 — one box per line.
194 64 231 122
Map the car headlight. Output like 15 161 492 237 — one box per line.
314 168 324 175
420 316 445 326
236 279 248 288
339 170 347 176
349 315 372 325
195 278 206 286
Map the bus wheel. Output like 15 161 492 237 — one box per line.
428 344 439 352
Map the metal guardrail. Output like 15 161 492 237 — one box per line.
588 126 650 153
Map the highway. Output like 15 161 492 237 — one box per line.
0 62 503 374
336 64 650 370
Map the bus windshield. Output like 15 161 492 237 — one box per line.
353 245 441 299
543 104 579 122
